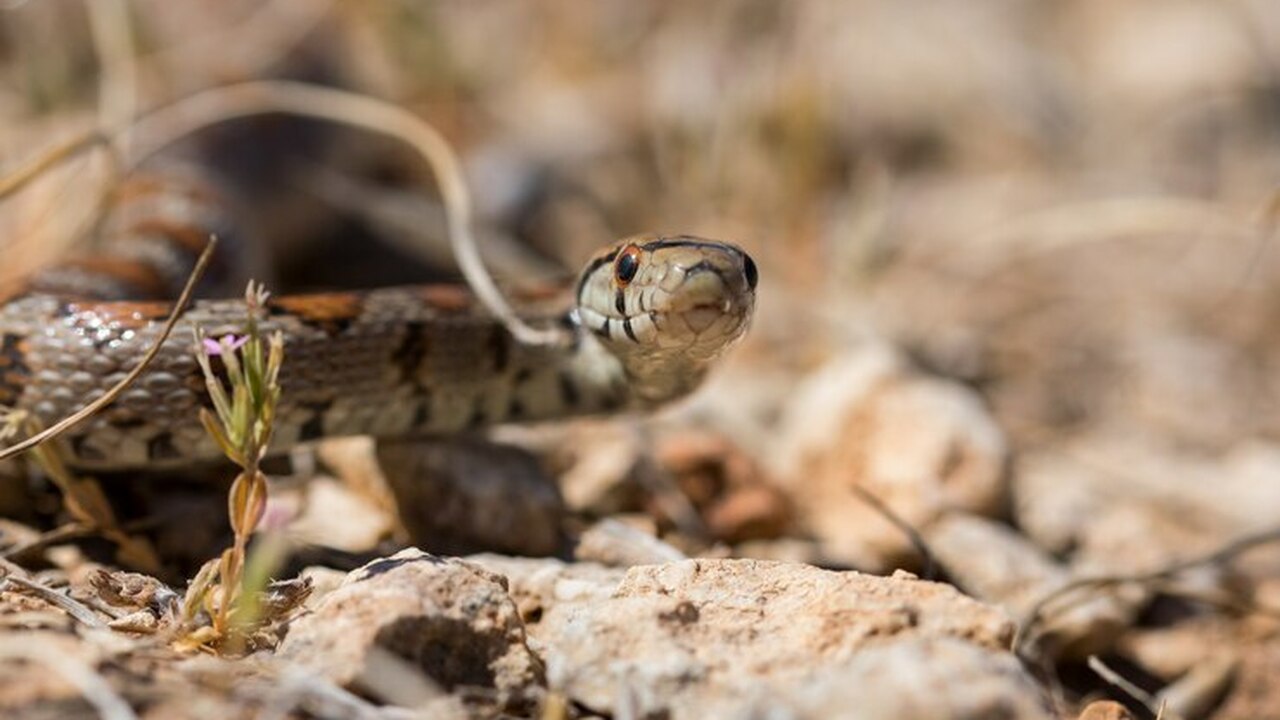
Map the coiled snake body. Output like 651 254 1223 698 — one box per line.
0 172 757 470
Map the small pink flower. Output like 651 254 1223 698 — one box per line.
202 334 250 356
259 497 297 531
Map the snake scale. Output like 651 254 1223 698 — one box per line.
0 168 757 470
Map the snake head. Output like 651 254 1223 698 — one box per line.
575 234 757 402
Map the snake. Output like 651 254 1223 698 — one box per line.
0 168 757 471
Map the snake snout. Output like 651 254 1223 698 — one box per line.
674 267 735 332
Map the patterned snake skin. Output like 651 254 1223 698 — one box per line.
0 169 757 470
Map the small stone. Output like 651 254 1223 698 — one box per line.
279 548 545 713
376 437 565 556
314 436 398 517
552 423 647 514
285 477 393 552
773 344 1009 571
574 518 686 567
656 430 791 543
1119 620 1226 680
705 485 792 544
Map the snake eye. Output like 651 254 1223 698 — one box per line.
614 245 641 286
742 253 758 290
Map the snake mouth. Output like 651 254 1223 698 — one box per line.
671 269 735 333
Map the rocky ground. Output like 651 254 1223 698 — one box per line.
3 2 1280 719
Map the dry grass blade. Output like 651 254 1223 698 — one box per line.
1 574 106 629
0 235 218 463
0 131 117 200
122 79 571 348
1088 655 1175 720
85 0 137 152
0 128 120 288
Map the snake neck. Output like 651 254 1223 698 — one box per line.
554 314 721 413
613 346 712 407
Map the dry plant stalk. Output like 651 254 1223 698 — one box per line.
179 280 287 652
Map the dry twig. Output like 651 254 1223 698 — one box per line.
847 483 937 580
1015 526 1280 658
1088 655 1173 720
123 80 571 348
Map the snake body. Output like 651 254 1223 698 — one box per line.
0 171 757 470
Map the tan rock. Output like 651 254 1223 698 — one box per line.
1119 620 1228 680
530 558 1034 718
279 548 545 713
315 436 399 521
1157 652 1237 720
705 484 792 544
465 554 625 629
1010 451 1099 556
769 637 1055 720
543 423 792 545
774 345 1008 571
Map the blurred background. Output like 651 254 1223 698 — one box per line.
7 1 1280 446
3 2 1280 715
